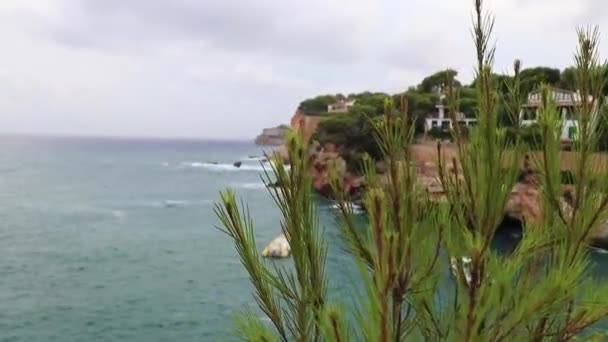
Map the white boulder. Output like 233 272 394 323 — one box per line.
262 233 290 258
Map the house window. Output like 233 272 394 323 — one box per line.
523 108 536 121
568 126 578 140
441 120 450 131
431 120 438 127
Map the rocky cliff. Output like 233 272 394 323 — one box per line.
304 140 608 249
255 125 290 146
275 109 608 250
290 111 322 144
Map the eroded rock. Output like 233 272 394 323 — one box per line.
261 234 290 258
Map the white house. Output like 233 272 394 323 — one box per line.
424 103 477 133
519 89 595 141
328 99 356 113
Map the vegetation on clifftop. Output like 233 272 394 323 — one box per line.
302 63 608 169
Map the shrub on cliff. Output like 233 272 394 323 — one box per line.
313 111 383 160
216 1 608 340
298 94 342 113
350 92 391 114
505 124 543 147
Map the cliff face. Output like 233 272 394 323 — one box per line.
256 111 322 146
255 125 290 146
307 141 365 200
276 107 608 249
290 111 322 144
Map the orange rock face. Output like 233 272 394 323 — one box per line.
290 111 322 144
506 183 541 223
277 117 608 248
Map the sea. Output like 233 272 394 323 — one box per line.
0 135 606 341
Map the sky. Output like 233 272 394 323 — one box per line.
0 0 607 140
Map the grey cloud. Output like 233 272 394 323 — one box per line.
46 0 369 63
3 0 608 140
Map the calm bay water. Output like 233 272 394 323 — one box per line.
0 136 606 341
0 136 358 341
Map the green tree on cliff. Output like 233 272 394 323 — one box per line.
299 95 341 113
216 1 608 340
520 66 561 93
418 69 461 93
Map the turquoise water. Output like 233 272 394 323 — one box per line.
0 136 606 341
0 136 359 341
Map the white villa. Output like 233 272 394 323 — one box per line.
424 103 477 133
519 89 593 141
328 99 356 113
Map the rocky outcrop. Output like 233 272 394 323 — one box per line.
261 234 290 258
592 223 608 249
273 124 608 250
414 148 608 250
307 142 365 201
291 111 322 144
255 125 290 146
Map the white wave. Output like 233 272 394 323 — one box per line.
245 155 268 162
328 202 365 214
111 210 126 219
181 161 288 172
122 199 212 209
185 162 206 168
591 246 608 255
164 200 190 208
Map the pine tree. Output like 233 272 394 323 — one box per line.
215 1 608 340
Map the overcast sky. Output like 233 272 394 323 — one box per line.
0 0 606 139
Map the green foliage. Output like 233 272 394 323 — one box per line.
311 92 393 161
505 124 543 147
470 73 513 95
216 132 328 341
596 105 608 151
458 86 479 116
428 127 453 141
520 66 561 93
350 92 391 115
342 150 369 174
313 111 383 160
470 66 559 95
217 2 608 341
398 89 438 134
560 67 578 90
419 69 461 93
298 92 391 116
299 94 342 113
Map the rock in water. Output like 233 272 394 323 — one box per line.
233 161 242 168
262 234 290 258
592 221 608 250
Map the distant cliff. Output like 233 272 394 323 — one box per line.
254 125 290 146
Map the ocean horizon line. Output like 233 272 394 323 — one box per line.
0 131 256 144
